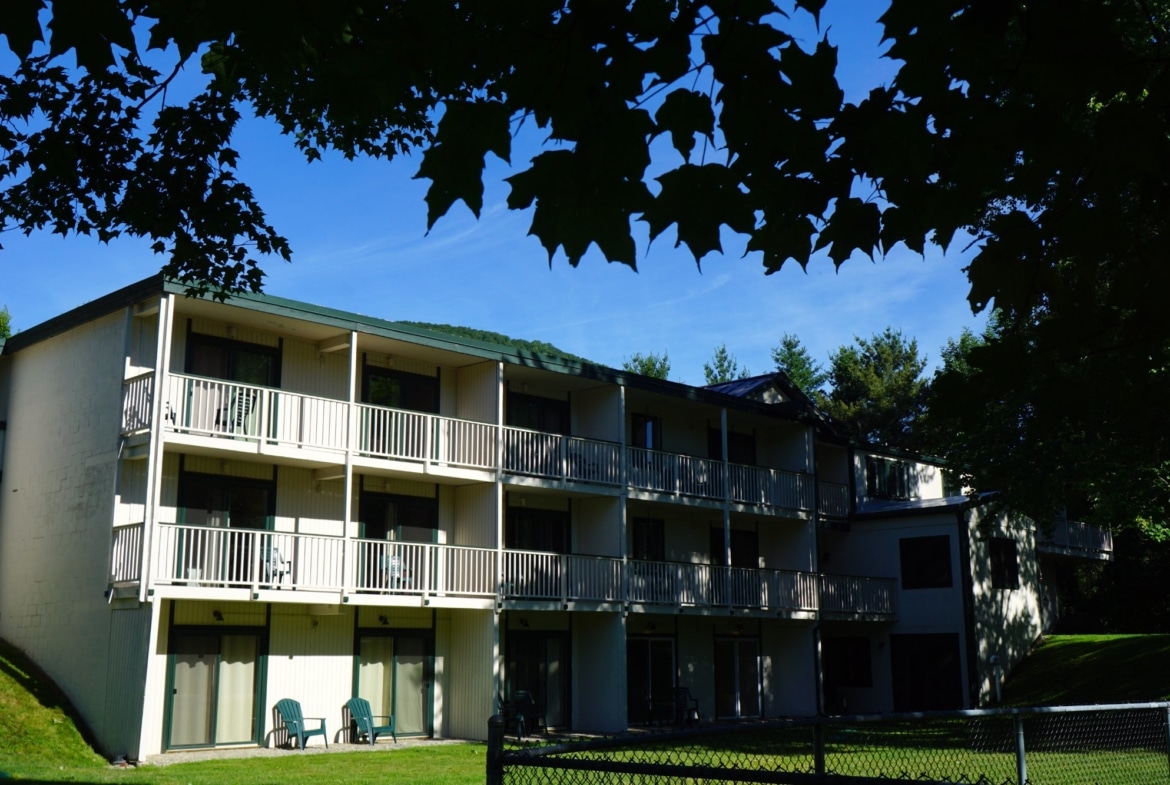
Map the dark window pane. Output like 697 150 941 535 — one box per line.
899 535 953 589
990 538 1019 589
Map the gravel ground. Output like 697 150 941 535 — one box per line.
141 738 471 767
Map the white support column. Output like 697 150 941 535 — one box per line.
721 408 731 571
139 293 173 603
342 331 358 596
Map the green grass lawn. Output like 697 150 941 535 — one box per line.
1000 634 1170 706
4 634 1169 784
0 638 484 784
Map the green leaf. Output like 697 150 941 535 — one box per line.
641 164 756 264
654 88 714 160
814 197 881 267
47 0 136 71
413 100 511 229
0 0 46 60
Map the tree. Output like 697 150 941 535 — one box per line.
7 1 1170 531
0 0 841 296
622 351 671 380
822 328 927 450
771 333 827 394
0 306 9 340
703 344 750 385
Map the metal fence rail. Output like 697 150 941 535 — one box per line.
487 702 1170 785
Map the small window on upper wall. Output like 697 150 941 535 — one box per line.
990 537 1019 590
899 535 953 589
866 456 912 500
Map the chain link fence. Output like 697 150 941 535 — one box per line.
487 702 1170 785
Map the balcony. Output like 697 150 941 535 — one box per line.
122 372 816 513
1038 519 1114 560
112 524 896 618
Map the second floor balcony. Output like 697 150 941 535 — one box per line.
123 372 823 515
110 522 897 619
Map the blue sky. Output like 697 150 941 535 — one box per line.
1 3 986 386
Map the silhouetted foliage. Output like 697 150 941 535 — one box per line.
822 328 927 450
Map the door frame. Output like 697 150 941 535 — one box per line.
351 626 436 738
162 617 269 750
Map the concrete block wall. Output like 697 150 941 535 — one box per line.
0 309 135 755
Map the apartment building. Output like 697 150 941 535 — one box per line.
0 276 1110 760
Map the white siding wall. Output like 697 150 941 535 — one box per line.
572 613 627 732
453 483 498 548
762 623 816 716
101 603 153 759
756 421 813 473
576 497 622 558
759 517 815 573
0 309 131 757
968 507 1043 705
282 337 348 399
445 608 496 740
266 604 356 745
126 311 159 375
455 362 498 423
276 468 346 536
115 458 148 526
575 384 622 442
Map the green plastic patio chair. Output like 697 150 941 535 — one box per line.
346 696 396 745
275 698 328 749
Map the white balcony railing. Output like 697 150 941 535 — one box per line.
728 464 816 511
500 549 624 602
818 481 850 518
121 373 154 434
819 573 897 616
110 522 144 583
351 539 497 598
627 447 724 500
131 525 895 616
1040 519 1114 558
130 373 825 512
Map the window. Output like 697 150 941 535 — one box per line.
178 471 275 530
822 636 872 689
186 329 281 387
631 518 665 561
359 491 438 543
866 456 912 500
506 506 569 553
710 527 759 568
508 392 569 435
630 414 662 450
363 366 438 413
989 537 1019 590
708 428 756 465
899 535 953 589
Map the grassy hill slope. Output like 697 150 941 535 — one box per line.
1000 634 1170 706
0 639 107 775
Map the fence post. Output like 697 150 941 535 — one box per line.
1014 713 1027 785
487 714 506 785
1164 707 1170 782
813 718 826 780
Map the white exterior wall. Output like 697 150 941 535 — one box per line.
575 384 622 442
576 497 622 558
759 517 815 573
762 622 817 717
266 604 358 746
453 483 498 548
756 421 812 473
446 608 496 740
572 612 627 732
282 336 349 400
454 361 498 423
0 310 134 757
968 507 1043 705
